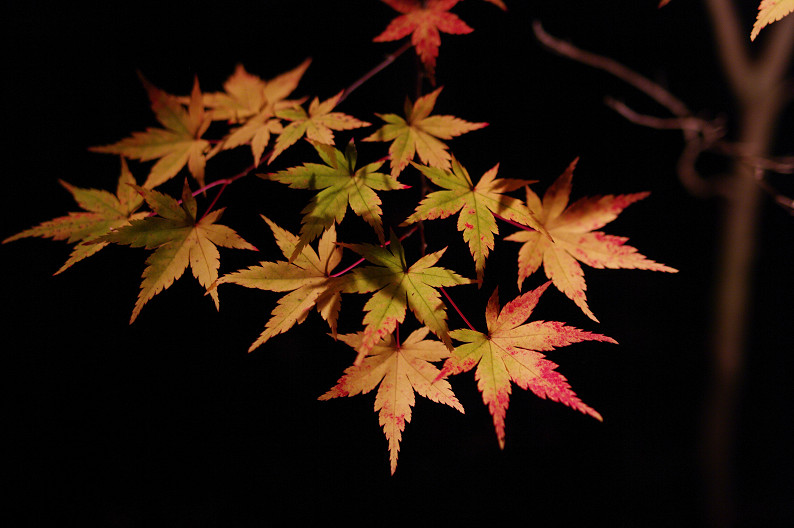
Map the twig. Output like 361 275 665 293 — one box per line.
440 286 475 332
338 41 412 105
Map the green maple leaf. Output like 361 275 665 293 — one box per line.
215 216 344 352
3 158 146 274
319 326 463 474
438 282 616 449
402 157 549 284
339 230 473 365
90 75 211 189
261 140 408 261
363 86 487 176
103 179 256 323
268 91 370 163
504 158 677 321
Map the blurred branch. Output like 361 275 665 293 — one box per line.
532 20 794 211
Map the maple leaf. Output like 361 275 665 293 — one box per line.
402 157 548 284
751 0 794 41
90 75 211 189
363 86 487 177
102 179 256 323
339 230 474 365
373 0 473 76
268 91 370 163
261 140 407 261
215 216 344 352
2 158 145 274
319 326 464 474
504 158 677 322
199 59 311 123
438 282 616 449
202 59 312 166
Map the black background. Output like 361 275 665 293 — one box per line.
4 1 793 526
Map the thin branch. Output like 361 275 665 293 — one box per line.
604 97 716 133
196 163 256 221
532 21 692 119
531 21 719 198
338 41 412 105
755 167 794 213
440 286 475 331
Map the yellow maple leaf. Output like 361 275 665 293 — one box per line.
215 216 344 352
103 179 256 323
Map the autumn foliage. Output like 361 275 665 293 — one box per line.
19 0 778 476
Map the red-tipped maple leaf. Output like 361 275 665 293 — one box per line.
402 157 548 284
363 86 487 176
373 0 473 76
3 158 145 274
751 0 794 41
215 216 344 352
319 326 463 474
438 282 616 449
504 158 677 321
102 179 256 323
90 75 211 189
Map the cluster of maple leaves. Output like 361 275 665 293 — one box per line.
5 0 738 475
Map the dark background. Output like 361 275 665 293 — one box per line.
4 1 793 526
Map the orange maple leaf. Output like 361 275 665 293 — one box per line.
437 282 615 449
90 76 211 189
319 326 463 474
504 158 677 321
373 0 474 76
202 59 311 166
199 59 310 123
